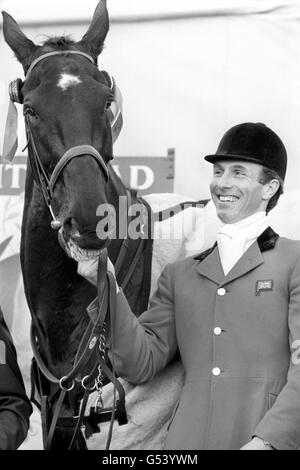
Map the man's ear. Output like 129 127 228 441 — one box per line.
262 179 280 201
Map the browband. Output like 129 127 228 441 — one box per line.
2 50 123 164
25 50 95 81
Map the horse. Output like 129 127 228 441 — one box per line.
2 1 209 450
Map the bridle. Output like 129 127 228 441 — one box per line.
21 51 114 228
26 120 109 225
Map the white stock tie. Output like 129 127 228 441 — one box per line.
217 212 269 275
217 225 246 276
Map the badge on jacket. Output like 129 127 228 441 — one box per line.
255 280 273 296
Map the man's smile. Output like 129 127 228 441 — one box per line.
217 195 240 203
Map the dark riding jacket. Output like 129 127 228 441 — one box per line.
110 228 300 450
0 307 32 449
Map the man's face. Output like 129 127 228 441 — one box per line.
210 160 268 224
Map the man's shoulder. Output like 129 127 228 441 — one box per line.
276 235 300 252
273 236 300 265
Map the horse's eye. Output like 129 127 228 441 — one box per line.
105 99 112 110
23 107 37 118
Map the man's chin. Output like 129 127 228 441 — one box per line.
215 208 238 224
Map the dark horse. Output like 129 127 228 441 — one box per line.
2 1 153 449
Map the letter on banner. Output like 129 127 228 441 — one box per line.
130 165 154 191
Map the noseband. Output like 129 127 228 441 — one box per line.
14 50 115 225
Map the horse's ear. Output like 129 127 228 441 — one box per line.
2 11 38 71
77 0 109 60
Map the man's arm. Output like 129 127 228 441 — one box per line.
78 259 178 384
252 255 300 450
0 308 32 450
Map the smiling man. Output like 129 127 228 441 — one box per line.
78 122 300 450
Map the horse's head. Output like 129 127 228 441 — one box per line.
2 0 120 259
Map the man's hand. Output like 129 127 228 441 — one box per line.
240 437 274 450
77 258 98 286
77 257 117 287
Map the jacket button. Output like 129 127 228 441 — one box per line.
214 327 222 336
217 288 226 296
212 367 221 376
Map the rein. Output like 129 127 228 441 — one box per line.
31 248 129 450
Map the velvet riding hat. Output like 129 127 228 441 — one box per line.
204 122 287 181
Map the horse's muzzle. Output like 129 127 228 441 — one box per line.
58 229 110 261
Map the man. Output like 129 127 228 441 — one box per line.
78 122 300 450
0 306 32 449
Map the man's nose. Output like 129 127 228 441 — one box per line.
216 172 233 189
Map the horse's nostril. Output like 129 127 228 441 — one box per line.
63 217 81 239
71 230 81 240
63 216 72 231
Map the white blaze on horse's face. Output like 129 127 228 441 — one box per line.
57 73 82 91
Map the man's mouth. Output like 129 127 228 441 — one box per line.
217 195 239 203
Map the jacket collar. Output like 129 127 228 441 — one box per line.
194 227 279 286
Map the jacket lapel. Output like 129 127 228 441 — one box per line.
220 241 264 286
194 227 279 286
195 244 224 285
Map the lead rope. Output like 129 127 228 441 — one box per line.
68 252 123 450
105 271 118 450
42 251 109 450
31 246 128 450
86 256 119 450
45 387 68 450
67 362 99 451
